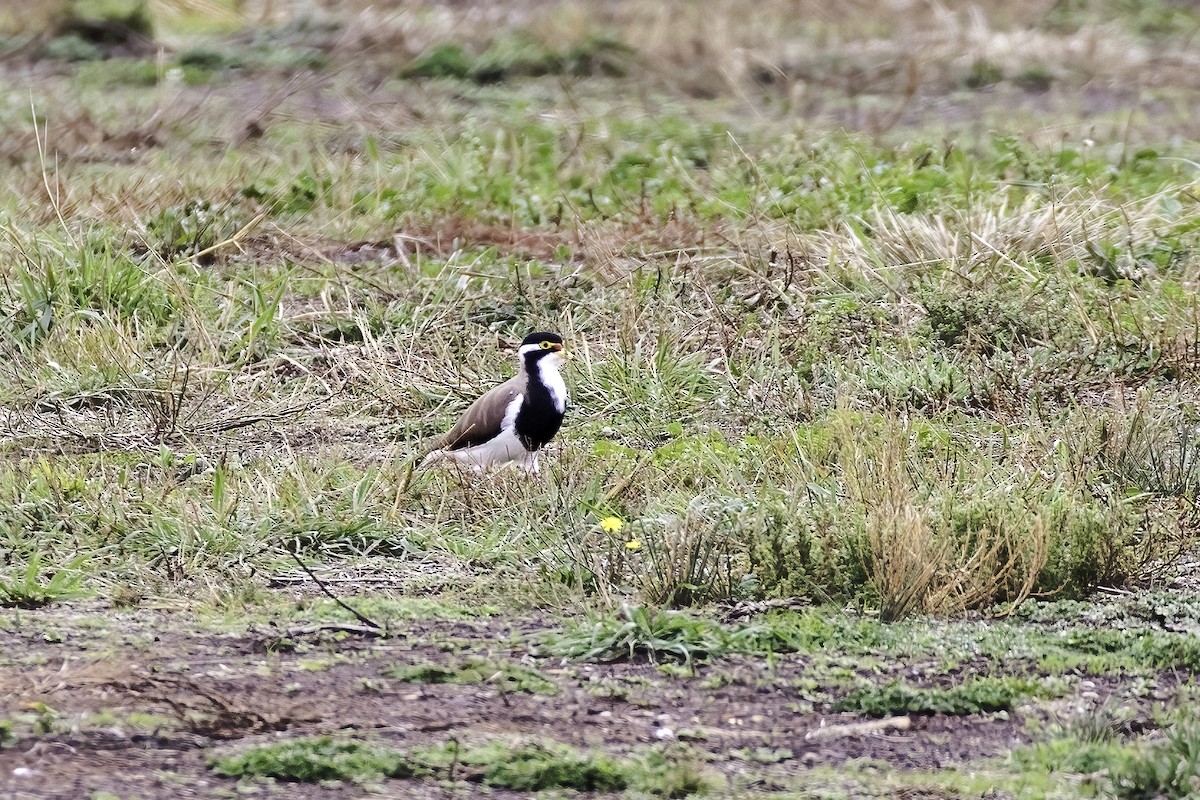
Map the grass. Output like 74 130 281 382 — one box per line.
832 676 1060 716
1 106 1195 607
1008 711 1200 799
210 736 419 783
1113 721 1200 799
538 605 778 665
212 735 714 794
538 594 1200 695
384 657 558 695
411 739 631 792
0 552 91 608
2 0 1200 795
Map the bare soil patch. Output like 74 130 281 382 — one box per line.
0 601 1085 799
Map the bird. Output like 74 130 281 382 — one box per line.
419 331 568 474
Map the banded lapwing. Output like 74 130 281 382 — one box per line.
420 331 568 473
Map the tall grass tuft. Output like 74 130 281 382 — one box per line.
842 416 1048 620
4 233 179 347
634 493 749 607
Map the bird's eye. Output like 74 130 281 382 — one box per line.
539 340 553 350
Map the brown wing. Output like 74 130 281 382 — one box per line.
434 374 524 450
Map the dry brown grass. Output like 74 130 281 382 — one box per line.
844 418 1049 621
0 0 70 36
300 0 1200 108
0 0 1193 617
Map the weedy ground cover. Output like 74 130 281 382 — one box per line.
3 0 1200 797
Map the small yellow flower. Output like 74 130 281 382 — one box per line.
600 516 624 533
625 538 642 551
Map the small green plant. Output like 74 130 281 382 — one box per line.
402 43 473 79
384 658 557 695
410 739 712 795
1012 734 1132 776
920 285 1034 356
742 485 853 603
635 746 720 797
0 553 91 608
176 47 243 71
394 739 626 791
543 605 728 664
241 171 328 216
1113 722 1200 799
1100 407 1200 499
834 676 1056 717
210 736 418 783
468 33 567 83
1014 706 1136 776
74 57 159 87
0 718 15 747
540 605 786 665
475 741 627 792
41 32 104 60
965 58 1004 88
140 200 250 262
402 32 630 83
5 236 179 346
1016 64 1055 91
635 493 749 607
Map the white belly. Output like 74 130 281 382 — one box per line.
422 394 538 472
448 427 528 468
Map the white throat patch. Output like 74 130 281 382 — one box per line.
518 343 568 414
536 355 568 414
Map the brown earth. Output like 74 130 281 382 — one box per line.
0 602 1041 799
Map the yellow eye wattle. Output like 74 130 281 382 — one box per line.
540 340 553 349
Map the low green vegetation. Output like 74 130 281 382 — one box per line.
211 736 418 783
0 718 15 748
539 605 776 665
384 657 558 695
541 594 1200 678
1010 711 1200 799
212 735 715 794
833 676 1059 716
0 553 91 608
1113 721 1200 799
2 107 1197 616
402 33 631 83
410 739 630 792
3 0 1200 796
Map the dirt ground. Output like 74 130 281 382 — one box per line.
0 598 1123 800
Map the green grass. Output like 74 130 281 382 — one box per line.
210 736 419 783
410 739 631 792
1008 710 1200 799
0 551 92 608
1113 721 1200 799
384 657 558 695
833 676 1061 716
4 2 1200 794
212 735 714 794
537 605 823 665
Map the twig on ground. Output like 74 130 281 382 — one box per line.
288 551 385 633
